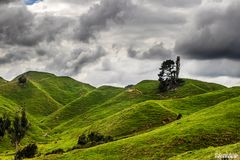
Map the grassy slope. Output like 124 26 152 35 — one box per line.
86 101 178 138
0 77 7 85
32 76 95 105
44 86 124 128
48 79 224 130
0 80 62 119
0 72 234 160
156 87 240 115
32 79 228 154
86 87 240 139
40 95 240 160
169 142 240 160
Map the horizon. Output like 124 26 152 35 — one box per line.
0 70 239 88
0 0 240 87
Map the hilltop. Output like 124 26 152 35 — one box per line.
0 71 239 160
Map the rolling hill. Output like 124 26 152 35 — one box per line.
0 71 238 160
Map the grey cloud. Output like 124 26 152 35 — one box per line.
187 59 240 78
0 47 42 65
0 5 73 46
46 46 107 76
151 0 202 8
0 0 18 4
128 43 173 60
175 2 240 60
0 6 35 46
75 0 133 42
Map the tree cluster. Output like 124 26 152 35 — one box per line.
15 143 37 160
0 114 11 139
158 56 182 92
76 132 113 148
0 108 29 153
18 75 27 86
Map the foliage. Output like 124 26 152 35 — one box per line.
77 132 113 147
158 56 182 92
15 143 37 160
0 114 11 139
45 148 64 155
18 75 27 85
8 109 29 151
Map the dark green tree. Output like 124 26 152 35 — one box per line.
0 117 4 139
0 114 11 139
18 75 27 85
176 56 180 79
158 57 181 92
8 109 29 151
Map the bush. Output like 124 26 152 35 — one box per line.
18 75 27 85
78 134 87 145
45 148 64 155
15 143 37 160
76 132 113 148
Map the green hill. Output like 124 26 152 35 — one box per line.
0 71 238 160
0 80 62 118
31 76 95 105
169 142 240 160
40 95 240 160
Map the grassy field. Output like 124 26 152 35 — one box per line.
0 71 239 160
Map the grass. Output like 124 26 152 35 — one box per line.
38 95 240 160
0 80 62 119
169 142 240 160
0 71 238 160
33 76 95 105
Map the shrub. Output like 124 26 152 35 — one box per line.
45 148 64 155
15 143 37 160
18 75 27 85
78 134 87 145
76 132 113 148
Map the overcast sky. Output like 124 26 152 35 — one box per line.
0 0 239 87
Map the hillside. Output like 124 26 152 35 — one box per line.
0 71 238 160
0 77 7 85
38 95 240 160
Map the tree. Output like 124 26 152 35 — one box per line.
18 75 27 85
8 109 29 151
176 56 180 79
158 57 181 92
0 114 11 140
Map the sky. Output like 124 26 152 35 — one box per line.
0 0 240 87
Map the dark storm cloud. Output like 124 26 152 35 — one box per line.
0 5 73 46
150 0 202 8
75 0 133 42
0 6 36 46
74 0 186 43
175 2 240 60
0 0 18 4
128 43 173 60
0 47 42 64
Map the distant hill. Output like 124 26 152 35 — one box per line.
0 71 238 160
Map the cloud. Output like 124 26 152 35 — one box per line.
185 59 240 78
128 43 173 60
175 1 240 60
0 0 18 4
149 0 202 8
0 4 74 46
0 5 36 46
46 46 107 76
75 0 133 42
